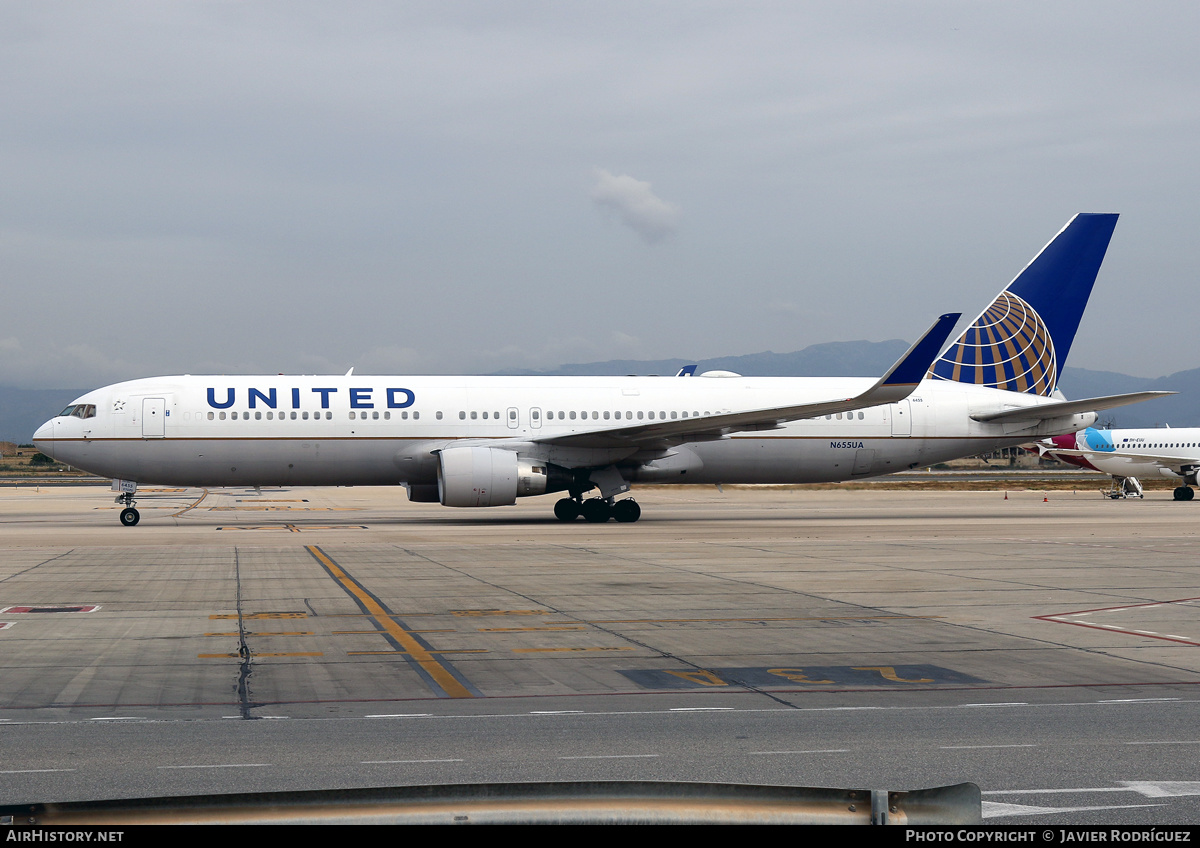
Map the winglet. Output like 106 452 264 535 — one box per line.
876 313 961 390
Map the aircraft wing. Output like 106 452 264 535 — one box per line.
970 391 1175 425
532 313 962 450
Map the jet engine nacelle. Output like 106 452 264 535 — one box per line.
437 447 572 508
1158 466 1200 486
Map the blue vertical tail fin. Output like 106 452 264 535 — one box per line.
927 213 1119 396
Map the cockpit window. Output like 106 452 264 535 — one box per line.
60 404 96 419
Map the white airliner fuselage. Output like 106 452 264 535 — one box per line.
39 373 1096 489
1040 426 1200 500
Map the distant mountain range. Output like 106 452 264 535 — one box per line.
492 338 918 382
1 340 1193 444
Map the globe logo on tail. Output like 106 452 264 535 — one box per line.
927 291 1057 396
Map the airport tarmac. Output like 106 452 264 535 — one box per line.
2 483 1200 823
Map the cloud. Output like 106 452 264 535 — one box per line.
590 169 680 243
0 337 145 390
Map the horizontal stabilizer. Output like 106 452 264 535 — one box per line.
971 391 1175 424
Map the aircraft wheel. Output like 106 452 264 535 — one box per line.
1187 487 1196 501
611 499 641 523
581 498 611 523
554 498 580 521
119 507 140 526
1174 487 1191 501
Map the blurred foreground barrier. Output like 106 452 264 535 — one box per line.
2 780 980 825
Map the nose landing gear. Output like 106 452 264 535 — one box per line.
116 491 140 526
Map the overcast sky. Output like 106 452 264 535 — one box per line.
3 1 1198 389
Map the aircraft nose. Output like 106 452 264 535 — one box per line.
32 419 54 452
1049 433 1077 450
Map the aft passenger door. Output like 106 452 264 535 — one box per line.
890 400 911 437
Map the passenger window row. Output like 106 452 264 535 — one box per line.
198 409 760 424
443 410 713 423
115 407 874 426
203 410 421 421
542 410 704 421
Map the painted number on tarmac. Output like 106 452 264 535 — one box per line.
619 664 985 689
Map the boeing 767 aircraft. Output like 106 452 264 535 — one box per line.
34 213 1169 525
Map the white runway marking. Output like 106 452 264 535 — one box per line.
1121 780 1200 797
1124 740 1200 745
157 763 271 769
669 707 734 711
749 749 849 755
0 769 76 774
984 801 1162 818
530 710 584 715
90 716 143 721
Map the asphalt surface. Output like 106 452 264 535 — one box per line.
2 483 1199 824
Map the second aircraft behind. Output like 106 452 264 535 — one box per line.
1037 426 1200 500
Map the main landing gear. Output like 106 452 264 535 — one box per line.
116 491 140 526
1173 486 1195 502
554 496 641 523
